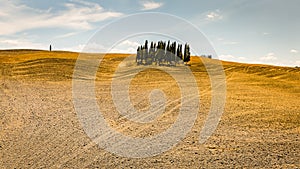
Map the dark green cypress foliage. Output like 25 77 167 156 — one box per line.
183 43 190 63
184 43 187 62
179 44 183 60
144 40 149 64
136 46 140 63
149 41 155 64
137 40 191 66
171 41 176 63
140 45 144 64
186 44 190 63
166 41 171 64
176 44 183 61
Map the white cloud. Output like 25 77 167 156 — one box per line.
219 53 297 67
0 38 45 50
110 40 140 53
141 1 163 11
219 54 245 62
206 11 223 21
81 43 107 53
260 53 277 61
290 49 298 53
62 42 108 53
219 54 235 60
57 44 84 52
62 40 140 53
120 40 140 47
0 0 123 35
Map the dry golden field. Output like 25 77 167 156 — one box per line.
0 50 299 168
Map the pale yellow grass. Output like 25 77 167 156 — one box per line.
0 50 299 168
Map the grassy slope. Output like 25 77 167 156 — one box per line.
0 50 299 168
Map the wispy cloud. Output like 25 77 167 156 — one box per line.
290 49 298 53
54 32 79 39
219 53 298 67
206 10 223 21
110 40 140 53
0 0 123 35
217 38 239 45
0 38 45 49
64 40 140 53
260 53 277 61
141 1 163 11
219 54 245 62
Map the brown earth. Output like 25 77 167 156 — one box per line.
0 50 299 168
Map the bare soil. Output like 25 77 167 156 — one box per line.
0 50 299 168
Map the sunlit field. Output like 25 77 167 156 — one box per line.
1 50 299 168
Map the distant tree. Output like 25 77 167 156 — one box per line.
180 44 183 60
145 40 148 49
136 46 141 64
140 45 144 64
166 40 171 65
177 44 183 62
183 43 190 63
187 44 190 63
144 40 149 64
155 41 166 66
170 41 176 65
148 41 155 65
153 42 157 62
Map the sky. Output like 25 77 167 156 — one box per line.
0 0 299 67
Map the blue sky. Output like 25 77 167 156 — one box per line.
0 0 299 67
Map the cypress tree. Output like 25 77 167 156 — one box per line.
186 44 190 63
136 46 140 63
140 45 144 64
184 43 191 63
144 40 148 64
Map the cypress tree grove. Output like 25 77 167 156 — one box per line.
136 40 192 66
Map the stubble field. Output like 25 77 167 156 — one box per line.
0 50 299 168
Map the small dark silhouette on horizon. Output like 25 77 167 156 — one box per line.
49 45 52 52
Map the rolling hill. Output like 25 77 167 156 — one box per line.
1 50 299 168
